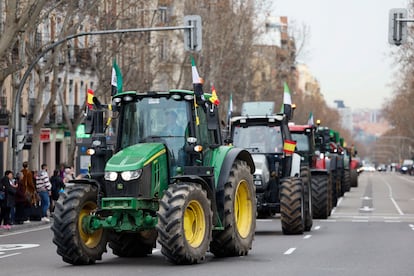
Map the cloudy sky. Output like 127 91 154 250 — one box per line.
271 0 408 110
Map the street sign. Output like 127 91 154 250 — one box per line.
184 15 202 51
389 8 408 46
40 128 51 141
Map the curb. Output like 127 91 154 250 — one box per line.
0 220 51 235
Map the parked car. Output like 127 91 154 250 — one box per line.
400 159 414 175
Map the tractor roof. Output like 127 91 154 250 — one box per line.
288 124 313 132
230 113 286 126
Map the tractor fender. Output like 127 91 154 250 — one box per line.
310 168 329 175
290 153 301 177
173 175 218 224
66 178 102 189
217 148 255 192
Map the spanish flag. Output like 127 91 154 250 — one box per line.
209 85 220 106
87 89 94 109
283 139 296 155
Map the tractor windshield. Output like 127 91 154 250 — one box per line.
118 97 188 161
291 133 310 152
233 125 283 153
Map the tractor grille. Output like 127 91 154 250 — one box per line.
104 165 152 198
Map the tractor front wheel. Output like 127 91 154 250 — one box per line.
280 177 304 235
301 167 313 231
157 183 212 264
52 184 107 265
210 160 256 257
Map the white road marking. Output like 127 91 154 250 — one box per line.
0 244 39 251
351 220 369 222
0 252 20 259
303 235 312 239
385 220 401 223
409 224 414 228
361 196 372 200
381 179 404 215
314 226 321 230
359 206 375 212
284 248 296 255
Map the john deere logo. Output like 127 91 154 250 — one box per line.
116 183 124 190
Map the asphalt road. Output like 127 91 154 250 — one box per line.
1 171 413 276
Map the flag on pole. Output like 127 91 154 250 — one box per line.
111 59 123 96
283 139 296 155
87 89 94 109
191 56 204 101
281 82 292 120
209 85 220 106
307 112 314 126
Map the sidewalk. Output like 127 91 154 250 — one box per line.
0 219 51 235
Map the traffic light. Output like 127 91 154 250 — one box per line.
183 15 202 52
389 8 408 46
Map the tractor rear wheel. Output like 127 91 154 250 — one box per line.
210 160 256 257
52 184 108 265
108 230 156 257
350 169 358 187
343 170 351 193
157 183 212 264
280 177 304 235
311 175 330 219
301 167 313 231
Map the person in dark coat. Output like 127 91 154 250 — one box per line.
14 172 30 224
50 169 64 213
0 170 17 229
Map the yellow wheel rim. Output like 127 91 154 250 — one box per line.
234 180 253 238
78 201 103 248
184 200 206 248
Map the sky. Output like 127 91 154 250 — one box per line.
271 0 409 110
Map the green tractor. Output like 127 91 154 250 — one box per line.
52 89 256 265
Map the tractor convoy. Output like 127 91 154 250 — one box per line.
52 58 359 265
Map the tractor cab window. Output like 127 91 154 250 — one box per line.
118 97 188 168
291 133 310 152
233 125 283 153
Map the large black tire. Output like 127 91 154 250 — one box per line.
311 174 330 219
210 160 256 257
331 172 339 207
52 184 108 265
350 169 358 187
280 177 304 235
343 170 351 193
301 167 312 231
157 183 212 264
108 230 156 257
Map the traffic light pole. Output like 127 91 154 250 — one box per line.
11 16 202 172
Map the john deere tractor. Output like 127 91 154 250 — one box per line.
52 89 256 265
229 102 311 234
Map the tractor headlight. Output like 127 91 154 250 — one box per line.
121 169 143 181
104 171 118 181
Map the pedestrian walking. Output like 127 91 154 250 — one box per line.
0 171 17 229
50 169 64 214
35 164 51 222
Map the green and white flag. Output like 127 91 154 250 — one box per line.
111 59 123 96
